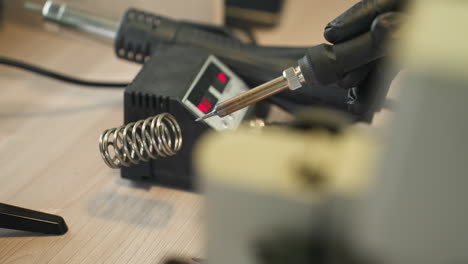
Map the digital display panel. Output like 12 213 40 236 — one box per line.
197 91 217 113
187 63 230 113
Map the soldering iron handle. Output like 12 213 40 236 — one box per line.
114 9 303 85
298 32 385 87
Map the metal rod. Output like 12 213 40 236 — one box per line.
24 1 119 40
196 66 304 122
217 76 289 117
24 2 42 13
196 76 289 122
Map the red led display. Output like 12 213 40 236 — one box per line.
197 97 212 113
217 73 227 83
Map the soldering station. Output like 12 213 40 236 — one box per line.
4 0 392 191
2 0 468 263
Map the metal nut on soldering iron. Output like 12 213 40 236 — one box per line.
283 67 303 90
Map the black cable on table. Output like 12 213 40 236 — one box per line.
0 56 130 88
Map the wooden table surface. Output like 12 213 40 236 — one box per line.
0 1 362 263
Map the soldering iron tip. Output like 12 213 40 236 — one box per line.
195 111 217 122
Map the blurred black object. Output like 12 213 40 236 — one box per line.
321 0 404 121
165 258 203 264
0 203 68 235
225 0 284 28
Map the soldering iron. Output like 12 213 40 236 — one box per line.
24 0 394 122
197 31 387 121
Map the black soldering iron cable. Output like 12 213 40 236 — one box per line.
0 56 129 88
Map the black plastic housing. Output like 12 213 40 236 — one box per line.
122 45 211 190
225 0 284 28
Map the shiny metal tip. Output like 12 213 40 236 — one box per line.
195 111 216 122
24 2 43 13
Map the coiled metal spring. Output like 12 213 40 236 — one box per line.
99 113 182 168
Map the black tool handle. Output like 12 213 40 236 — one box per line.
115 8 305 63
114 9 305 86
298 32 385 87
0 203 68 235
